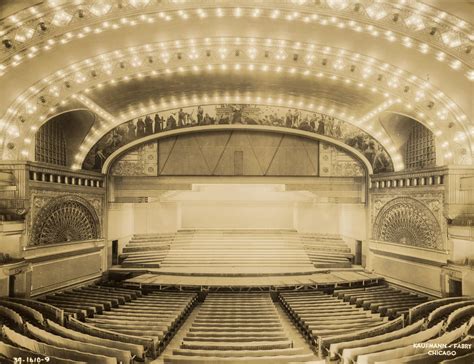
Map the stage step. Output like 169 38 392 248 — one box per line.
120 229 353 274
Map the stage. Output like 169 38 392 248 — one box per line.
120 267 383 291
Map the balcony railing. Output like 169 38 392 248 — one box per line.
370 167 446 190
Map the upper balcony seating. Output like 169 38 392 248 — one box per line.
279 289 387 354
333 285 430 318
163 293 316 363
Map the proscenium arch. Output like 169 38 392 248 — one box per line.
77 99 397 171
101 124 374 175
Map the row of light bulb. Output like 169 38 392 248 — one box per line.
5 36 469 129
0 4 472 80
10 85 465 169
2 39 470 163
3 0 470 40
5 59 469 150
2 33 468 115
7 62 470 166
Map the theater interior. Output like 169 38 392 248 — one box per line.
0 0 473 363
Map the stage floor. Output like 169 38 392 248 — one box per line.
121 268 382 291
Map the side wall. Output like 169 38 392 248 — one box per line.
0 162 107 297
367 167 474 297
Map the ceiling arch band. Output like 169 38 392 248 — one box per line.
0 38 470 167
0 1 472 79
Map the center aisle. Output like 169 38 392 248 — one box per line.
273 303 323 363
162 293 319 363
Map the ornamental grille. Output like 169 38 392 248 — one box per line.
35 118 67 166
373 197 442 250
405 123 436 169
31 198 99 245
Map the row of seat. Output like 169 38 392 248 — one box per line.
426 299 474 328
164 293 316 363
333 285 429 318
0 296 136 363
83 290 197 356
408 297 474 324
38 284 142 319
280 293 473 363
278 289 387 357
39 284 197 356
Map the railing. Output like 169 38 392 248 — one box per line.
370 167 446 190
28 163 104 189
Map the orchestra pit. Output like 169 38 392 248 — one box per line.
0 0 473 363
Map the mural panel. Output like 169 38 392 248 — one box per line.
83 104 393 174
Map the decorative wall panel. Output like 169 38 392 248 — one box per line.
110 141 158 176
30 251 102 296
372 191 445 250
29 192 103 246
319 142 364 177
373 197 442 249
111 131 323 176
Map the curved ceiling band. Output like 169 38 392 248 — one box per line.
1 1 471 79
1 38 470 166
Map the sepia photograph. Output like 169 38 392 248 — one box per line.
0 0 473 363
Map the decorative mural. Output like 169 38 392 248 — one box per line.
29 194 102 246
372 196 444 250
83 104 393 174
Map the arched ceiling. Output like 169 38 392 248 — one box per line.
0 0 472 169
